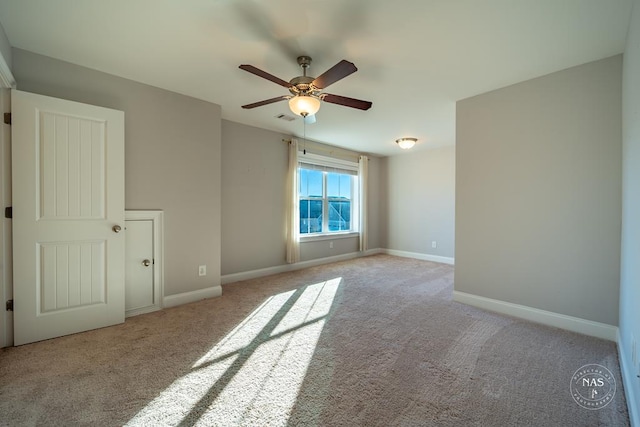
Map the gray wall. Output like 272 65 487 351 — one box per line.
12 48 222 297
380 146 456 259
221 119 382 276
0 20 11 72
620 0 640 419
221 120 289 275
455 55 622 326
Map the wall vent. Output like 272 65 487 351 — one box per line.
275 113 297 122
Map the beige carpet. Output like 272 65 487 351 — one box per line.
0 254 630 426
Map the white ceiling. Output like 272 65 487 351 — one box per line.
0 0 633 156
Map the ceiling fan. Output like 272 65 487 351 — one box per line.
239 56 372 118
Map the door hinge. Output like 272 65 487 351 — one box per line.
3 113 10 125
6 299 13 311
4 206 11 219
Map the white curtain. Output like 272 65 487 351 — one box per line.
285 139 300 263
359 155 368 252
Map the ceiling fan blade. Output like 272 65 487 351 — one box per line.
312 60 358 89
241 96 289 109
232 1 304 60
322 93 372 110
239 64 292 88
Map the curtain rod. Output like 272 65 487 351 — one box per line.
281 138 370 159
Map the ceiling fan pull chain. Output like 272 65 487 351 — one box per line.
302 112 307 155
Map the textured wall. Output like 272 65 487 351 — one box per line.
12 48 222 297
0 20 11 73
620 0 640 421
455 56 622 325
221 120 382 276
221 120 289 275
380 146 456 259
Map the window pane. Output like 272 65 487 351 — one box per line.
300 199 323 234
299 169 323 198
327 172 351 199
328 200 350 231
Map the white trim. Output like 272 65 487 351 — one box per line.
0 53 15 89
453 291 618 342
124 305 160 318
0 88 11 348
299 231 359 242
382 248 455 265
163 286 222 308
298 152 359 171
363 248 383 256
618 329 640 427
125 210 164 317
222 249 382 285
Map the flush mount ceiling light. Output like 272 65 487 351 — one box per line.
396 137 417 149
288 95 321 117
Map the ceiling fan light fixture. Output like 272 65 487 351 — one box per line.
396 137 417 149
289 95 321 117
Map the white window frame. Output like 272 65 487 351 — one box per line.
298 152 360 242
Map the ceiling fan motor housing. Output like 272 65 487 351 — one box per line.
289 76 316 96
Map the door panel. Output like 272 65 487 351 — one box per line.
40 241 105 312
40 112 105 219
12 90 125 345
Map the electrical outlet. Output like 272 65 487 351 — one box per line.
198 265 206 276
329 241 334 249
431 241 437 249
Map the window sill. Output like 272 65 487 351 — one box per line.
299 231 359 243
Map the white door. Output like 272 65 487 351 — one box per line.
12 90 125 346
125 219 154 315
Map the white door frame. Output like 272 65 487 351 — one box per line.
0 88 12 348
125 210 164 317
0 49 16 348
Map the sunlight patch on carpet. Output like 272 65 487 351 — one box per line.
126 278 341 426
193 290 297 369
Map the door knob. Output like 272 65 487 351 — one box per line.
142 259 151 267
112 225 122 233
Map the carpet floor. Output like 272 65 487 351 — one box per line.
0 254 630 426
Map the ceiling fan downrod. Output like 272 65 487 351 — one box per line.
289 56 315 96
297 55 312 76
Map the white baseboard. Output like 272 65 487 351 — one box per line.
163 285 222 308
126 305 161 318
453 291 618 342
221 248 452 286
618 330 640 427
222 249 382 285
382 248 454 265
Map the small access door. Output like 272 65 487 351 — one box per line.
125 211 163 317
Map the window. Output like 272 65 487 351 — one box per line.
298 154 359 236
